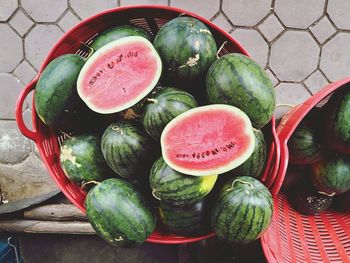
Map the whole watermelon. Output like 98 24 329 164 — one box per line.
101 121 158 179
205 53 275 129
323 86 350 154
228 129 266 178
288 121 321 164
142 87 198 140
90 25 151 51
35 54 86 132
150 157 217 206
158 198 211 236
60 135 111 182
154 17 217 85
211 176 273 244
85 178 156 246
311 154 350 195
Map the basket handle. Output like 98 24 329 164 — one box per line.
15 78 38 142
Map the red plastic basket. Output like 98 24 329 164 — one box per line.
261 77 350 262
15 5 280 244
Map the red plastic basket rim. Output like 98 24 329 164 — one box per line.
15 5 280 244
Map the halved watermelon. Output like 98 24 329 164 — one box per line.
161 104 255 176
77 36 162 114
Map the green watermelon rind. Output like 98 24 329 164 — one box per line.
34 54 85 129
101 121 156 179
77 36 162 114
142 87 198 140
160 104 255 176
149 157 217 206
205 53 275 129
60 135 111 182
85 178 156 246
90 25 152 51
211 176 273 244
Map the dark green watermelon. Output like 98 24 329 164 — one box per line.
288 121 321 164
149 157 217 206
34 54 87 132
211 176 273 244
153 17 217 85
101 121 157 179
85 178 156 246
281 165 306 191
60 135 111 182
90 25 151 51
288 184 333 215
142 87 198 140
324 86 350 154
205 53 275 129
158 199 210 236
311 154 350 195
228 129 266 178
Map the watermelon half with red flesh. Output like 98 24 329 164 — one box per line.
161 104 255 176
77 36 162 114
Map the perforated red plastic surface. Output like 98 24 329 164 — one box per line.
15 5 279 244
261 77 350 262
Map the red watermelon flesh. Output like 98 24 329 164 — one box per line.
77 36 162 114
161 105 255 176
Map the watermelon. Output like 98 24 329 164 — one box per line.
281 165 305 191
101 121 157 179
324 86 350 154
85 178 156 246
161 104 255 176
90 25 151 51
228 129 266 178
288 184 333 215
77 36 162 114
153 17 217 85
150 157 217 206
142 87 198 140
211 176 273 244
288 121 321 164
34 54 87 131
60 135 111 182
158 199 211 236
311 154 350 195
205 53 275 129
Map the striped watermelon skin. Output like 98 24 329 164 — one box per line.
211 176 273 244
153 17 217 85
101 121 157 179
288 122 321 165
60 135 111 182
158 199 210 236
324 86 350 154
205 54 275 129
142 87 198 140
90 25 151 51
311 154 350 195
149 157 217 206
229 129 266 178
86 178 156 246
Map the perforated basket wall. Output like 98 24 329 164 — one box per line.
16 5 279 244
261 77 350 262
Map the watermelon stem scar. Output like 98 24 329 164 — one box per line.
81 180 100 189
317 191 336 197
152 189 161 200
226 179 253 192
146 98 158 103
